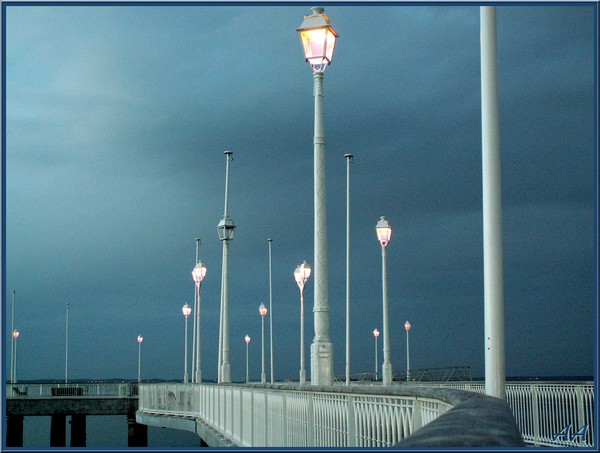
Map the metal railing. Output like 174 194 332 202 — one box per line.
405 381 595 447
6 382 138 398
138 383 455 447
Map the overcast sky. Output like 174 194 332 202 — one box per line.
2 2 597 384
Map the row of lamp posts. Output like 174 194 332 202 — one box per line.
54 6 503 393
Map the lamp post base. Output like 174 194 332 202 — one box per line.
195 370 202 384
310 341 333 386
299 369 306 385
382 363 393 386
220 364 231 383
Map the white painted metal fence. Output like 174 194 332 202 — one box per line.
138 383 452 447
406 381 595 447
6 382 136 398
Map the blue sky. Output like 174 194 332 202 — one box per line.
2 2 597 383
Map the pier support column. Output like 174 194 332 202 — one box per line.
127 416 148 447
128 400 147 447
6 415 24 447
70 414 86 447
50 414 66 447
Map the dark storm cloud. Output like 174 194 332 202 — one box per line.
3 3 596 382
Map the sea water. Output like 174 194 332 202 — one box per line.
22 415 200 448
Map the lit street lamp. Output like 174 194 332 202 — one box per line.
259 303 268 384
373 328 380 381
137 335 143 382
376 216 393 386
217 150 236 384
245 335 251 383
192 259 207 383
182 304 192 383
297 7 338 386
405 321 411 381
294 261 312 385
12 330 20 384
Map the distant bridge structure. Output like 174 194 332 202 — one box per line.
4 382 146 447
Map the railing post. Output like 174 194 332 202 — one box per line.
575 385 585 438
264 390 269 446
412 398 423 434
308 392 315 446
250 388 255 447
347 396 356 447
282 391 288 446
531 384 540 446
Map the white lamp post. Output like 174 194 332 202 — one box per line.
65 302 69 384
344 154 354 386
376 216 393 386
10 290 16 384
217 150 235 384
297 7 338 386
245 335 251 383
268 238 274 384
259 303 268 384
192 260 207 383
191 238 200 382
12 330 20 384
481 5 506 400
373 328 380 381
294 261 312 385
137 335 143 383
182 304 192 383
405 321 411 381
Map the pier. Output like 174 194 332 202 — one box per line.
5 382 146 447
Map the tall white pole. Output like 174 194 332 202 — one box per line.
10 290 15 384
195 279 203 384
13 333 18 384
138 337 142 383
218 151 234 383
268 238 274 384
261 312 266 384
311 70 333 386
381 245 392 386
481 5 506 400
245 336 250 383
345 154 353 386
192 238 200 382
406 328 410 381
374 332 378 381
65 302 69 383
300 286 306 385
184 314 189 383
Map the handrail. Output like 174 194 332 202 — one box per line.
6 382 138 399
138 382 524 447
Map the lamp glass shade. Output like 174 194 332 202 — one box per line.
182 304 192 317
192 261 207 284
245 335 251 344
13 330 19 339
137 335 143 343
297 8 338 72
376 216 392 246
217 216 235 241
373 328 380 338
405 321 411 332
299 28 337 69
259 303 268 317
